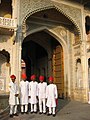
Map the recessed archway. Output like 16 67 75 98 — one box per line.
22 39 48 82
22 30 66 98
21 7 75 99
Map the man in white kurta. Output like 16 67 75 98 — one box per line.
38 75 47 114
20 74 29 114
29 74 38 113
9 75 19 118
46 76 58 117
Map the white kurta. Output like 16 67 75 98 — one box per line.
38 82 47 99
29 81 38 104
20 80 29 105
46 84 58 107
9 81 19 105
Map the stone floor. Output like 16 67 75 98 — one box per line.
1 99 90 120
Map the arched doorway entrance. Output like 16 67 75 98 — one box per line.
0 49 10 92
21 6 80 99
22 38 48 82
22 30 64 98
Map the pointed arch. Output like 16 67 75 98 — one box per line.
22 5 81 40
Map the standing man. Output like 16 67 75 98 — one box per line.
9 75 19 118
29 74 38 113
38 75 47 114
20 74 29 114
46 76 58 117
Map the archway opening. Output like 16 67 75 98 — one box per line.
22 39 48 82
25 8 80 44
22 7 81 99
0 49 10 92
85 16 90 34
22 30 64 98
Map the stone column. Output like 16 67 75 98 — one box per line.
81 9 88 102
10 27 22 85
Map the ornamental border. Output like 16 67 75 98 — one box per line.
22 5 81 41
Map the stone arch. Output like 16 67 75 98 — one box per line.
0 49 10 64
22 5 81 40
76 58 81 64
76 58 83 88
85 16 90 34
22 26 70 97
22 26 68 55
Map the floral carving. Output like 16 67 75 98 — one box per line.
20 0 82 40
55 3 82 29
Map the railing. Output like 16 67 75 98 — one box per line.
0 17 16 29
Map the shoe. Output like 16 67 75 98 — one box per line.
39 112 42 114
34 111 37 114
10 114 13 118
43 112 46 114
31 112 33 114
47 113 51 116
53 114 56 117
21 112 24 114
25 112 28 114
14 113 18 116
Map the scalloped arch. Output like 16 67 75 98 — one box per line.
22 5 81 39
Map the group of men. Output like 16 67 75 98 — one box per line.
8 74 58 118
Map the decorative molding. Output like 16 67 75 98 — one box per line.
55 3 82 29
20 0 81 37
52 26 67 41
20 0 53 24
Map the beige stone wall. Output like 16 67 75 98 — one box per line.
0 0 89 103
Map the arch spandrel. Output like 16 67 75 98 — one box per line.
20 0 82 39
20 0 54 23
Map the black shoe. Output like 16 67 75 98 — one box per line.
10 114 13 118
31 112 33 114
25 112 28 114
39 112 42 114
53 114 56 117
34 111 37 114
21 112 24 114
14 113 18 116
43 112 46 114
47 113 51 116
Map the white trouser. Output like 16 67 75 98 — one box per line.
39 98 46 113
21 104 28 112
10 105 17 115
31 104 37 112
49 107 55 115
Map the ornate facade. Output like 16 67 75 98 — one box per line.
0 0 90 109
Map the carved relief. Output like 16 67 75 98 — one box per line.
52 26 67 41
0 35 12 54
20 0 82 42
74 46 80 56
55 3 82 29
20 0 81 31
20 0 53 23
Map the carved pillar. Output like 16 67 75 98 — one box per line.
16 27 22 85
10 27 22 85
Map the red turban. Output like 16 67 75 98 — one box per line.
10 75 16 79
48 76 54 81
21 74 27 79
31 74 36 80
39 75 44 81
